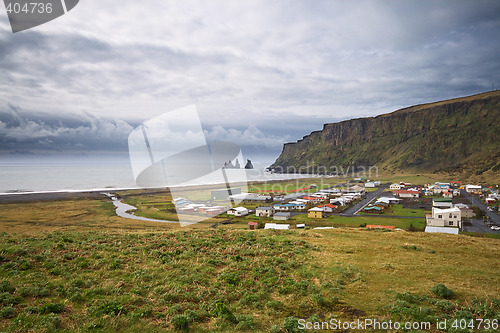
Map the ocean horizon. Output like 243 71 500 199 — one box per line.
0 162 323 194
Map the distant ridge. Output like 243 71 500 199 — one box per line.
270 91 500 181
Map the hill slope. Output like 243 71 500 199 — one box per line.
270 91 500 181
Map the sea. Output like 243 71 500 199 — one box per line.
0 162 322 195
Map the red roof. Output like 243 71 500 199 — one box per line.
319 204 336 208
248 222 258 226
393 190 419 194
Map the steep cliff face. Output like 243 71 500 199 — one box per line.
271 91 500 177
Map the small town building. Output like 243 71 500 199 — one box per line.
273 212 291 221
426 207 462 229
248 222 258 230
442 191 453 198
274 203 295 211
364 206 383 214
465 185 482 194
256 206 275 217
227 207 249 216
308 207 324 218
264 223 290 230
433 198 453 208
393 190 420 198
390 183 402 190
318 203 336 213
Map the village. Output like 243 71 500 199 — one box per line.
170 179 500 235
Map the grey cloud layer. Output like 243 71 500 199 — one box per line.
1 0 499 162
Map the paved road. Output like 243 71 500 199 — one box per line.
462 219 500 233
340 183 390 215
461 190 500 226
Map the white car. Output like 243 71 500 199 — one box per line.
491 226 500 231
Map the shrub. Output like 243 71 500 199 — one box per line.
282 317 304 333
212 302 237 323
94 300 127 316
431 284 454 299
39 303 64 314
235 315 255 330
0 280 15 293
0 306 15 318
171 314 190 330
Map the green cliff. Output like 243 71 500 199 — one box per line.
271 91 500 180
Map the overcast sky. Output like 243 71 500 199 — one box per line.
1 0 499 164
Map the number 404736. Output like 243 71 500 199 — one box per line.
5 2 53 14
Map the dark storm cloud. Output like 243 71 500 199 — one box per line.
0 104 136 154
0 0 499 163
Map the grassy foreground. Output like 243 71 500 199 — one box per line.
0 228 499 332
0 198 499 332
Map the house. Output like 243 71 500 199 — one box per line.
308 207 324 218
274 203 295 211
363 206 383 214
452 189 461 196
393 190 420 198
365 182 376 188
433 182 451 194
319 188 341 195
377 197 401 205
289 201 306 210
273 212 291 221
303 196 325 204
318 203 336 213
433 198 453 208
256 206 275 217
373 201 389 209
227 207 249 216
426 207 462 231
343 185 366 196
248 221 258 230
264 223 290 230
465 185 482 194
451 181 462 187
454 204 474 219
486 198 496 205
310 193 329 200
390 183 403 190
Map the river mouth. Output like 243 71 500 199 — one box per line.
102 193 179 224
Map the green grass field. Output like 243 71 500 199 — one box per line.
0 186 499 332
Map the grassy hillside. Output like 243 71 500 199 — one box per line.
1 195 500 332
271 91 500 182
